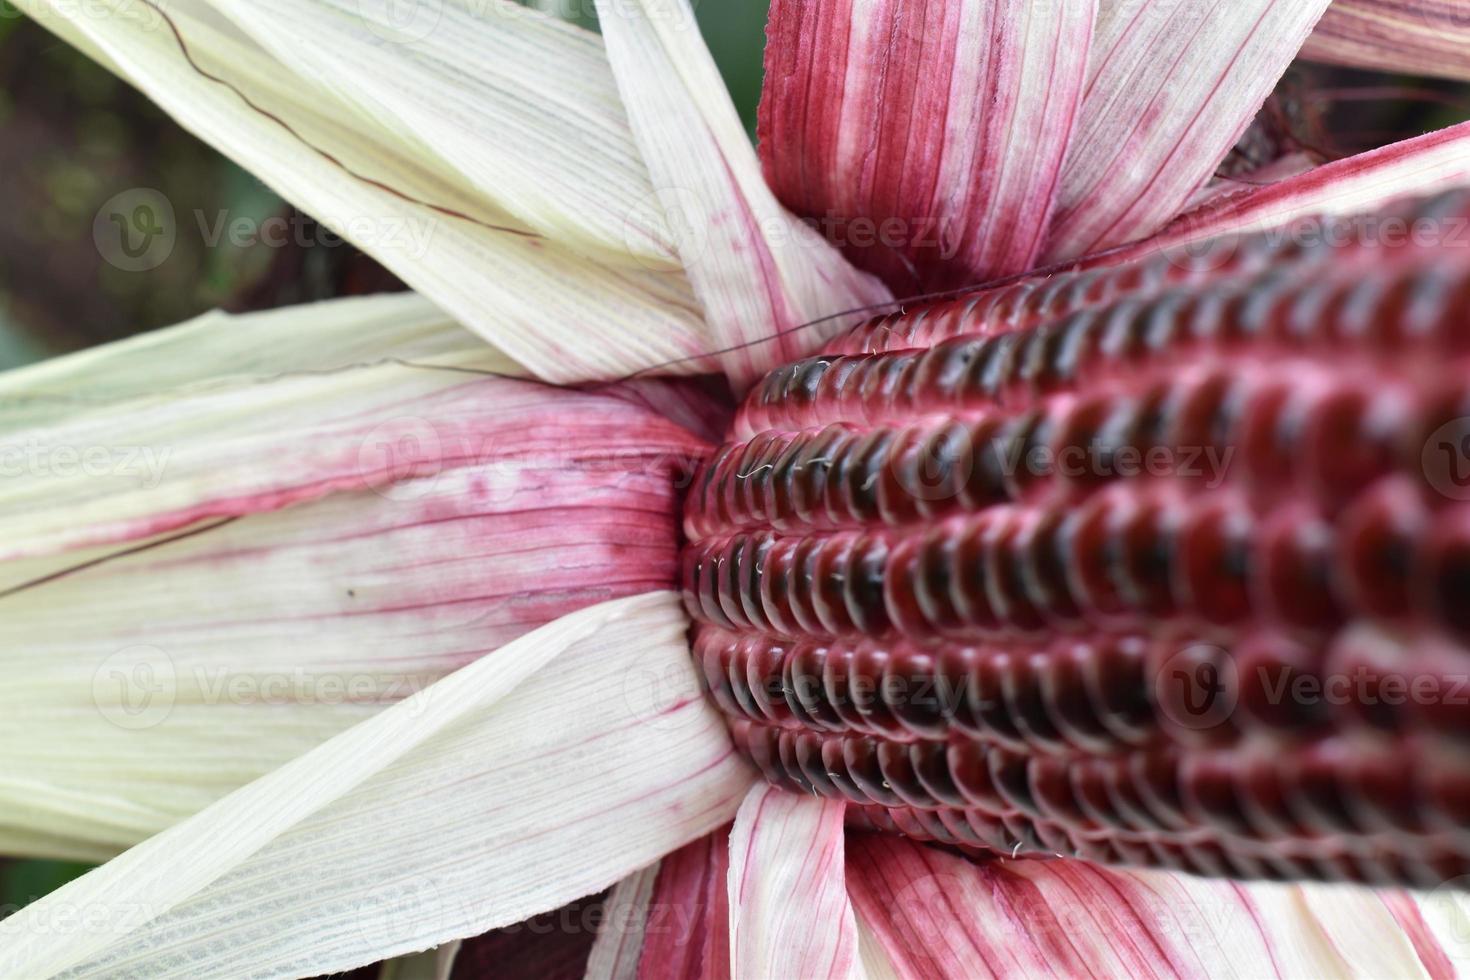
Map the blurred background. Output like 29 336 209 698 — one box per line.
0 0 770 371
1 0 1469 920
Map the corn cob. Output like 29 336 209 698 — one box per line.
681 189 1470 886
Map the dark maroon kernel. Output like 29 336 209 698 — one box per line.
818 736 869 806
1061 494 1128 620
696 628 1169 754
685 492 1470 646
784 642 843 731
1423 512 1470 640
1016 508 1083 622
1112 496 1179 616
687 193 1470 887
1233 632 1329 731
1144 636 1242 747
1255 511 1341 632
1321 627 1412 734
1303 386 1405 513
1347 747 1430 834
1161 371 1234 461
999 410 1055 499
1113 755 1183 832
817 642 871 736
821 189 1470 360
691 373 1438 542
792 732 837 796
1030 755 1093 828
739 264 1470 440
907 530 965 635
850 644 909 739
1336 478 1424 619
1406 653 1470 746
839 737 902 808
1236 380 1297 502
1051 394 1126 496
982 515 1048 632
1180 753 1253 836
1232 750 1307 840
964 651 1024 747
850 804 1470 889
875 740 933 809
1280 743 1363 837
1174 501 1253 626
1424 755 1470 841
741 641 790 725
988 750 1042 818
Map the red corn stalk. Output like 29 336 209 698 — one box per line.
681 189 1470 887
